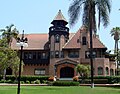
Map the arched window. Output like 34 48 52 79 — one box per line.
110 69 114 76
106 67 109 75
82 36 86 45
98 67 103 75
55 34 60 43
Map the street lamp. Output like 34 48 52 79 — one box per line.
16 30 28 94
86 51 96 88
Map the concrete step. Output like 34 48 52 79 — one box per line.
59 78 73 81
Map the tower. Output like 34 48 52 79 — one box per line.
49 10 69 76
49 10 69 58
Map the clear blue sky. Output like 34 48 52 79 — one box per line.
0 0 120 50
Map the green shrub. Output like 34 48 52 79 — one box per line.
13 80 18 84
31 81 35 84
20 76 49 83
78 76 120 84
26 80 30 84
6 75 16 81
53 81 79 86
34 79 40 84
6 79 13 83
20 81 25 84
0 79 6 83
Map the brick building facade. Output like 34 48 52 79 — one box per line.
11 10 116 78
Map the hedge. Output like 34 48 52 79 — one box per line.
78 76 120 84
0 75 49 84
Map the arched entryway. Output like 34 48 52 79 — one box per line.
6 67 12 75
60 67 74 78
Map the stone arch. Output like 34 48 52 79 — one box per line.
55 59 78 78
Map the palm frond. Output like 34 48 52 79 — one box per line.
68 0 85 27
96 0 111 28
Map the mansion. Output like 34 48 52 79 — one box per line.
11 10 116 78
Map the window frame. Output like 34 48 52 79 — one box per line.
34 69 45 75
82 36 87 45
55 34 60 43
68 51 79 58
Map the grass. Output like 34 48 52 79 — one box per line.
0 86 120 94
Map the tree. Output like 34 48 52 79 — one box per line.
110 27 120 53
76 64 90 83
0 47 20 80
0 24 19 80
110 27 120 75
68 0 111 87
0 24 19 48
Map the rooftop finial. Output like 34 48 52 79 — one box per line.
59 10 61 12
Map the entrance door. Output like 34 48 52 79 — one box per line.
60 67 74 78
6 67 12 75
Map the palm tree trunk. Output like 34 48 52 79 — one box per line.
116 41 119 75
114 40 117 53
89 1 94 88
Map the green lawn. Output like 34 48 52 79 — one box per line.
0 86 120 94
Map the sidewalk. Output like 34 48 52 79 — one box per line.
0 83 48 86
0 83 120 87
80 84 120 87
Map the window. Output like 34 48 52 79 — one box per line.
55 34 60 43
106 67 109 75
61 51 64 58
77 39 80 43
110 69 114 76
24 52 28 59
38 52 41 59
82 37 87 45
85 51 96 58
41 52 47 59
24 52 33 59
55 51 59 58
32 52 36 59
28 52 33 59
98 67 103 75
85 51 90 58
68 51 79 58
34 69 45 75
50 51 54 58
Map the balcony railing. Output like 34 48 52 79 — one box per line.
49 26 69 32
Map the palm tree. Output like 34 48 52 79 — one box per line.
0 24 19 48
68 0 111 88
110 27 120 75
110 27 120 53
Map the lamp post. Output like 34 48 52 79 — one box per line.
86 51 96 88
16 30 28 94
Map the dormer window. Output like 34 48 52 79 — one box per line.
55 34 60 43
82 36 86 45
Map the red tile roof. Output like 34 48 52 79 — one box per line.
11 29 106 50
88 35 107 48
53 10 67 22
63 28 106 49
63 30 80 49
11 34 49 50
